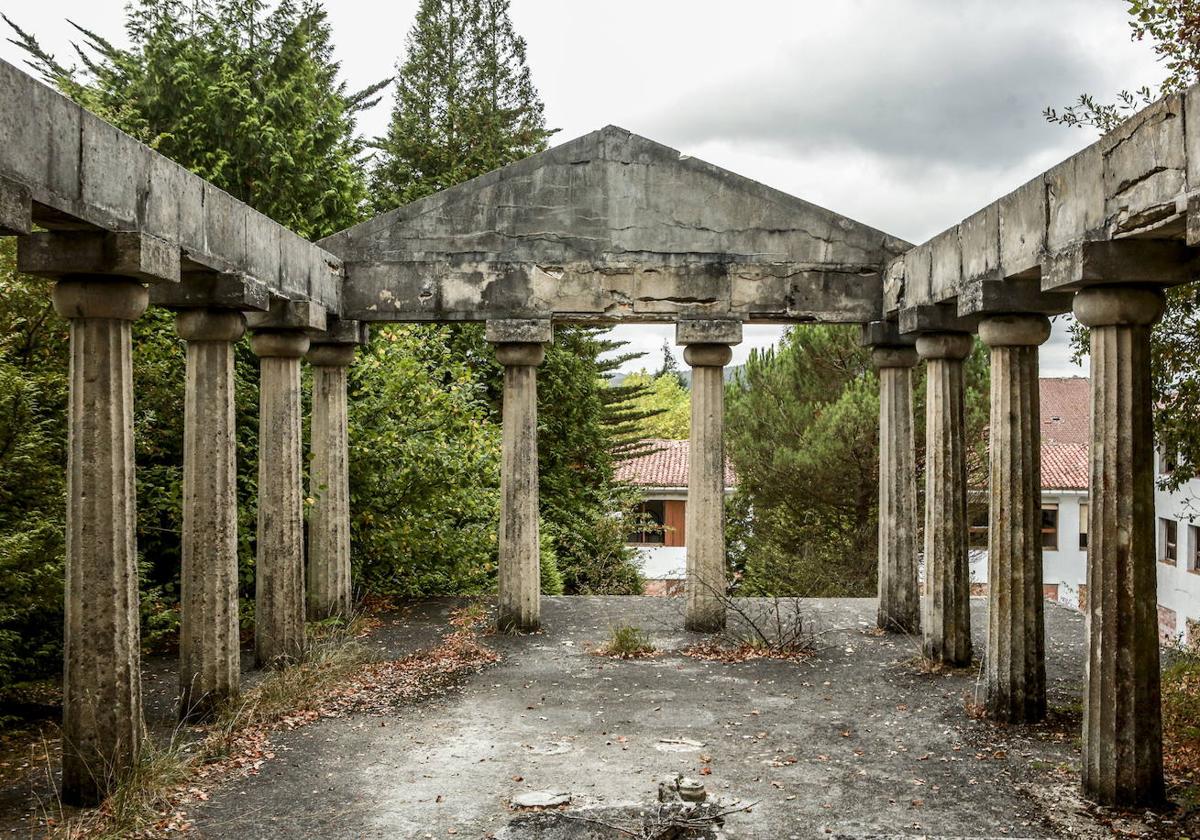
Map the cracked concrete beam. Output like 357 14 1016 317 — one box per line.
887 84 1200 321
339 259 883 323
1104 94 1186 236
0 59 341 312
0 175 32 236
18 230 180 283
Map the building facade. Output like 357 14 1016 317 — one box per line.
969 377 1200 644
617 439 736 595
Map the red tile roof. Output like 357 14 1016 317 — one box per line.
1038 378 1090 490
616 439 737 489
620 380 1090 492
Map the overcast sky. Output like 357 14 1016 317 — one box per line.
0 0 1165 375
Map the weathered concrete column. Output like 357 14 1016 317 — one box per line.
176 310 245 721
54 277 149 806
1074 285 1165 806
979 314 1051 723
487 319 551 633
915 331 974 666
249 330 310 666
871 345 920 634
678 319 742 633
19 231 178 807
306 342 356 621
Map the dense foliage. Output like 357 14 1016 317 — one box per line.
1046 0 1200 492
616 371 691 440
0 0 645 694
725 325 988 597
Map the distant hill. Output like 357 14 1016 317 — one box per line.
607 365 744 388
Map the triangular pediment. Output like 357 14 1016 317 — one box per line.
323 126 907 268
322 127 909 323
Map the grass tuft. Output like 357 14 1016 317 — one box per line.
596 625 656 659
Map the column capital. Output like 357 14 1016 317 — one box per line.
52 277 148 321
486 318 552 345
306 344 357 367
915 331 973 361
978 313 1051 348
249 331 310 359
683 344 733 367
494 342 546 367
871 346 919 369
676 318 743 347
175 309 246 343
1072 285 1166 328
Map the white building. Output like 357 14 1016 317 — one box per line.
1155 447 1200 643
616 439 736 595
971 377 1200 645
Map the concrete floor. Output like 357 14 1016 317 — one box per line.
186 596 1108 839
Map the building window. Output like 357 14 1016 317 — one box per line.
627 500 666 545
1160 518 1178 565
1078 502 1089 551
1159 445 1177 476
967 503 989 548
1041 503 1059 551
1190 525 1200 574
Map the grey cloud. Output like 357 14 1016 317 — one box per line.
639 4 1127 172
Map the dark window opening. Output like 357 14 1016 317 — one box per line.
627 500 666 545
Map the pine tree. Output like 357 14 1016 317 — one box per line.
370 0 553 210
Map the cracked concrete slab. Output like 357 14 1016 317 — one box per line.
183 596 1115 839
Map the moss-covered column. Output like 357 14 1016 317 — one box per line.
250 330 310 666
54 277 149 806
176 310 245 721
306 343 355 621
488 320 551 633
677 319 742 633
1074 285 1165 806
916 331 973 666
979 314 1051 723
872 346 920 634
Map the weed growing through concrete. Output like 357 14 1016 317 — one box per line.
596 625 656 659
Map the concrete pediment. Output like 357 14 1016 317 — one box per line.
322 126 909 323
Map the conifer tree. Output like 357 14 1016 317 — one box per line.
371 0 553 210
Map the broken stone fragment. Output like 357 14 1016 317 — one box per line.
512 790 571 809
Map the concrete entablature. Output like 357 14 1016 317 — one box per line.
885 90 1200 333
320 126 910 324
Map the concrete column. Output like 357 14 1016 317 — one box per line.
492 341 546 632
872 346 920 634
979 314 1051 723
305 344 355 621
53 277 148 806
249 330 310 666
916 332 974 666
1074 285 1166 806
176 310 245 721
684 342 734 631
